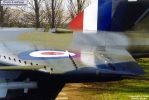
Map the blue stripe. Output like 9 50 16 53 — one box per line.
18 51 58 60
97 0 112 31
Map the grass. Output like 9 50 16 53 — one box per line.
63 58 149 100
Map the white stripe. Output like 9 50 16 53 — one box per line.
83 0 98 33
29 51 75 58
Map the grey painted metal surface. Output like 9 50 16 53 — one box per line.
0 28 43 41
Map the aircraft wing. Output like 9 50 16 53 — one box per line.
0 40 145 99
71 33 145 76
93 48 145 76
0 41 144 77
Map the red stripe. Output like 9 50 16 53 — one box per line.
69 11 84 31
41 52 64 55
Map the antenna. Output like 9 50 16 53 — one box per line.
66 50 78 70
135 8 149 25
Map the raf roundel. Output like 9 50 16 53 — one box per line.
29 51 76 58
18 50 79 60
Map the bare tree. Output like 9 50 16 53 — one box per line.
0 0 69 28
0 7 4 27
67 0 90 19
28 0 42 28
44 0 64 28
9 9 26 27
0 6 9 27
51 0 55 28
34 0 40 28
0 0 4 27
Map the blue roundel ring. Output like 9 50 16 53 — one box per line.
18 50 80 60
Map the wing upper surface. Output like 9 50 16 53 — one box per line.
0 41 144 76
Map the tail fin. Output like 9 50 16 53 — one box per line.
69 0 149 32
69 0 112 32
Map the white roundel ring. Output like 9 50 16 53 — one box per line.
29 51 76 58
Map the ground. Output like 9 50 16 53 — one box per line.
57 58 149 100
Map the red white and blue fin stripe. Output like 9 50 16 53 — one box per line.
69 0 148 32
69 0 112 32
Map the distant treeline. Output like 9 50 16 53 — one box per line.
0 0 90 30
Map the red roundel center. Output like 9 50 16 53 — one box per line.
41 52 64 55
